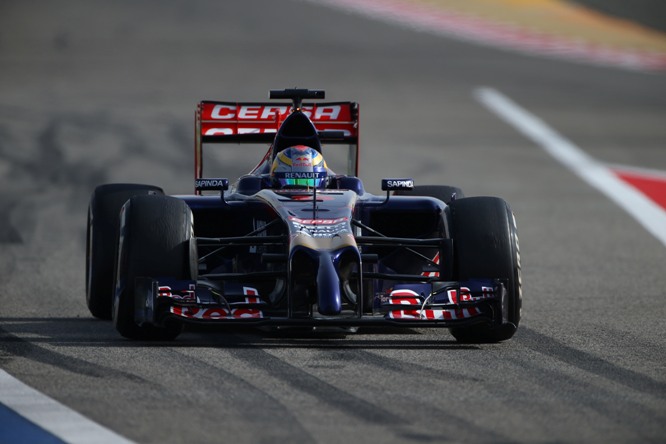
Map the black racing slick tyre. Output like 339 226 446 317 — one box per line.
393 185 464 204
86 184 163 319
113 195 196 340
448 197 522 343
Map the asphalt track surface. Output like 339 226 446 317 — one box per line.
1 1 665 443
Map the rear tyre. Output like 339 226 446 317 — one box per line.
393 185 464 204
448 197 522 343
86 184 163 319
113 195 195 340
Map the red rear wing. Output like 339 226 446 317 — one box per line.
195 101 359 179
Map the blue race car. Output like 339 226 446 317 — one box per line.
85 89 522 342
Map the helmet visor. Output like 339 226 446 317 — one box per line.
274 171 327 189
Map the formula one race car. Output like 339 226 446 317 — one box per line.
85 88 522 342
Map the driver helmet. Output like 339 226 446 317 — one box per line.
270 145 328 189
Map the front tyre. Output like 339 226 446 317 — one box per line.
113 195 196 340
86 184 163 319
448 197 522 343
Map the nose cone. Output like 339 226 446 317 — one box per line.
317 253 342 315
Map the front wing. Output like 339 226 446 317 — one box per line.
133 277 510 330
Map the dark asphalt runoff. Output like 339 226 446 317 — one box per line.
1 1 665 443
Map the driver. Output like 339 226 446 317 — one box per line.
270 145 328 189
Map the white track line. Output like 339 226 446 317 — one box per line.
0 369 135 444
475 87 666 248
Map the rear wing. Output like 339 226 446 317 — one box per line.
195 101 360 179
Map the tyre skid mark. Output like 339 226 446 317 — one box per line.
519 328 666 397
0 324 155 384
1 324 316 443
319 347 511 442
167 345 317 443
219 334 506 442
228 345 399 426
516 328 666 438
220 335 611 442
185 333 409 426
